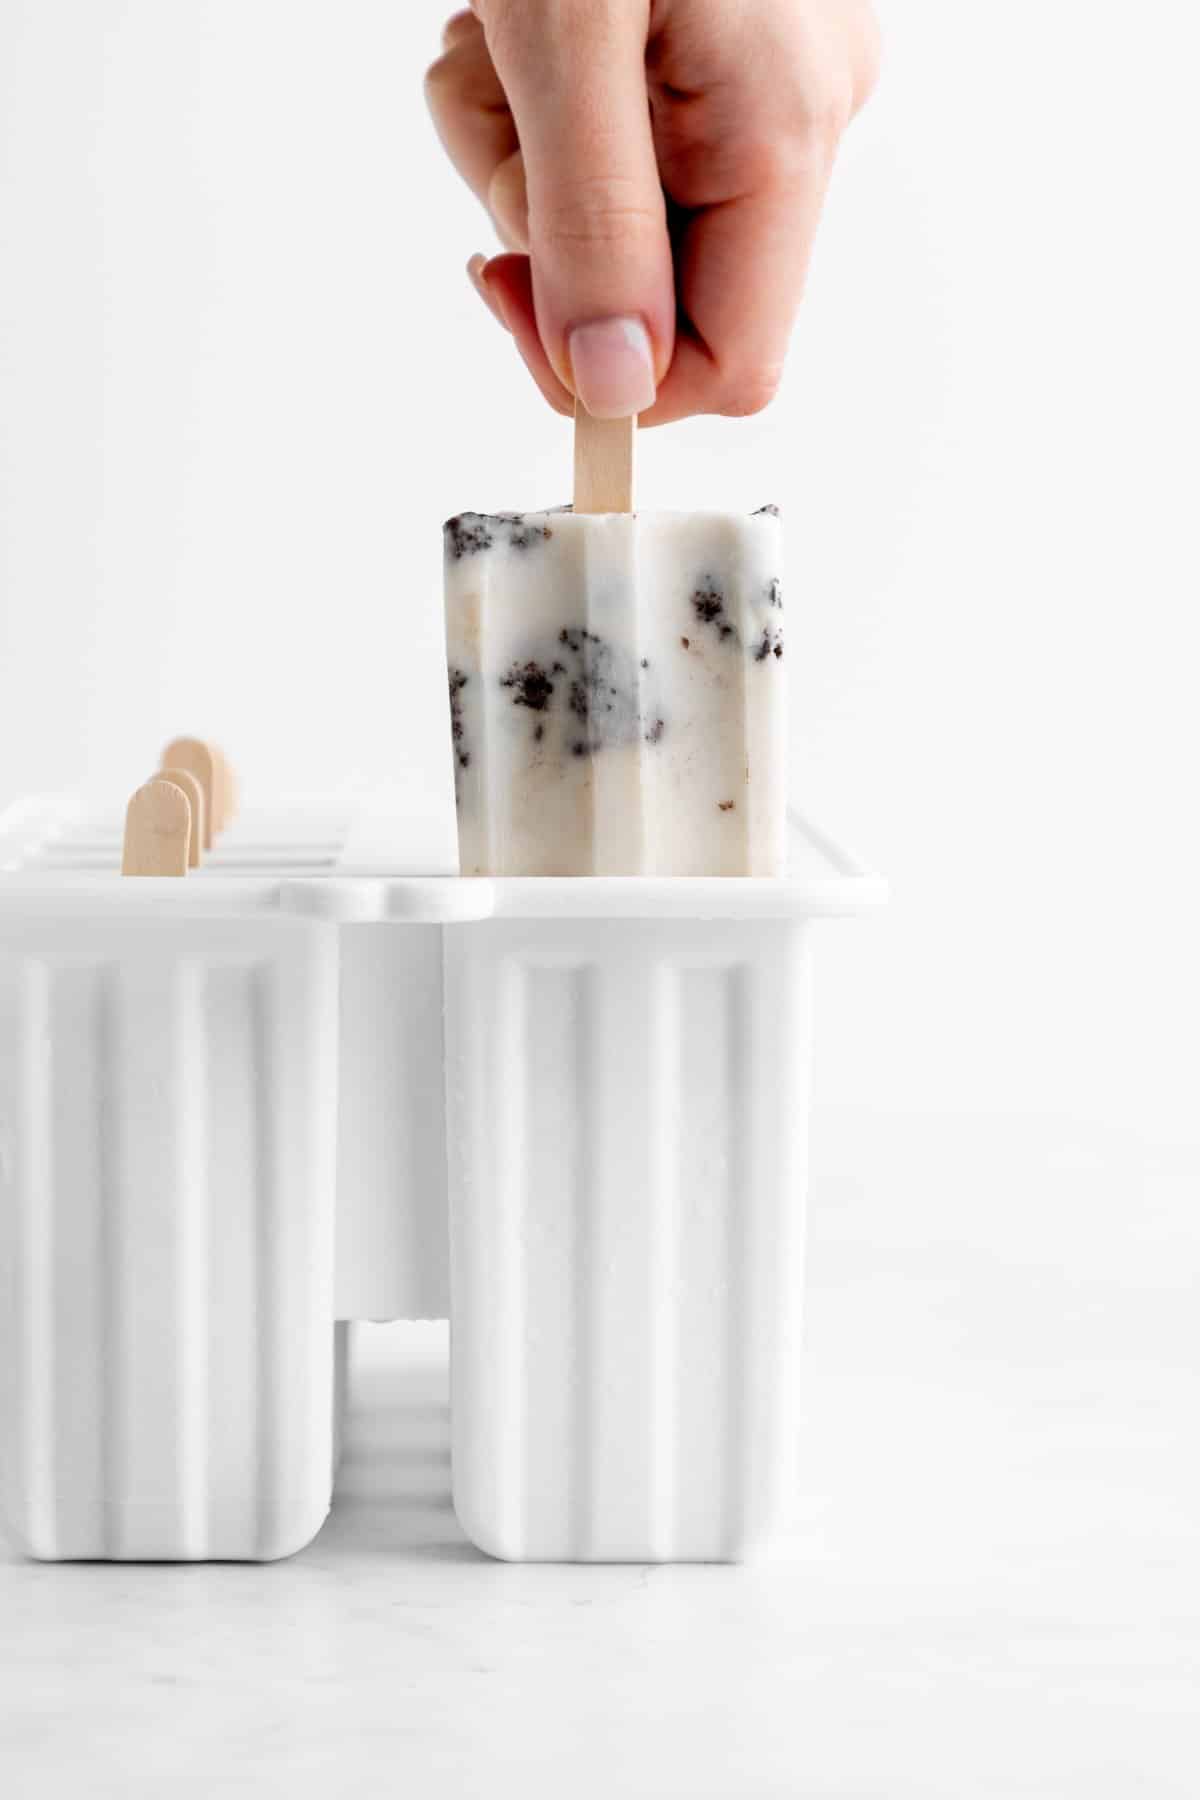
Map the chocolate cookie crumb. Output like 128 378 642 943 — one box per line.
533 723 544 742
646 717 665 744
501 660 555 711
692 582 738 645
718 800 735 811
753 625 785 663
444 516 492 560
767 578 783 609
558 628 640 748
448 667 469 755
493 512 553 550
681 636 690 649
444 511 553 558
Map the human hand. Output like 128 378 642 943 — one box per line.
425 0 879 425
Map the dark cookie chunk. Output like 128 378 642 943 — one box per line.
692 581 737 644
448 666 472 794
448 667 468 740
486 624 655 761
444 515 493 560
558 627 643 749
444 511 553 559
501 660 556 712
752 626 785 663
493 511 553 551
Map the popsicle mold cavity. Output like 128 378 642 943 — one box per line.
443 507 787 876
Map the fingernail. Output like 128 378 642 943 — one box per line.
568 317 656 419
467 254 508 329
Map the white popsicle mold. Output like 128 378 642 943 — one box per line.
445 913 809 1561
0 912 339 1560
0 791 883 1563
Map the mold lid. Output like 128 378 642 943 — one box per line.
0 794 884 925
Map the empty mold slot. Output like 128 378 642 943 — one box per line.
20 851 121 871
201 851 342 871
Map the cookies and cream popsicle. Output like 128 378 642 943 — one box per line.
444 503 786 876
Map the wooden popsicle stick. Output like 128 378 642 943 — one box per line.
159 766 205 867
122 779 191 877
210 745 238 834
207 746 227 835
573 401 635 514
161 738 216 850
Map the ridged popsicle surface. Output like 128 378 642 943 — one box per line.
444 508 787 875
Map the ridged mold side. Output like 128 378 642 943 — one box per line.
0 924 337 1562
446 917 810 1562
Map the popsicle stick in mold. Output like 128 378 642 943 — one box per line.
121 778 192 876
158 766 205 867
161 738 216 849
573 401 635 514
210 745 238 833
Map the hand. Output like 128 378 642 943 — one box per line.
425 0 879 425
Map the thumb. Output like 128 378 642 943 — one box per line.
477 0 673 418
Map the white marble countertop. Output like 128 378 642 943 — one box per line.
2 1114 1197 1798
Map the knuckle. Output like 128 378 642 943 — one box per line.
720 365 784 418
473 0 533 58
852 6 884 111
481 0 629 31
734 118 836 195
792 92 852 160
715 69 857 199
423 51 456 100
799 62 859 141
762 77 856 183
440 8 478 49
535 176 662 252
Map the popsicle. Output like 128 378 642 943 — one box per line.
444 413 786 876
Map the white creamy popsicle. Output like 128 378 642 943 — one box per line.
444 506 786 876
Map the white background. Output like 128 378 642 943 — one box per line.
1 2 1198 1794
